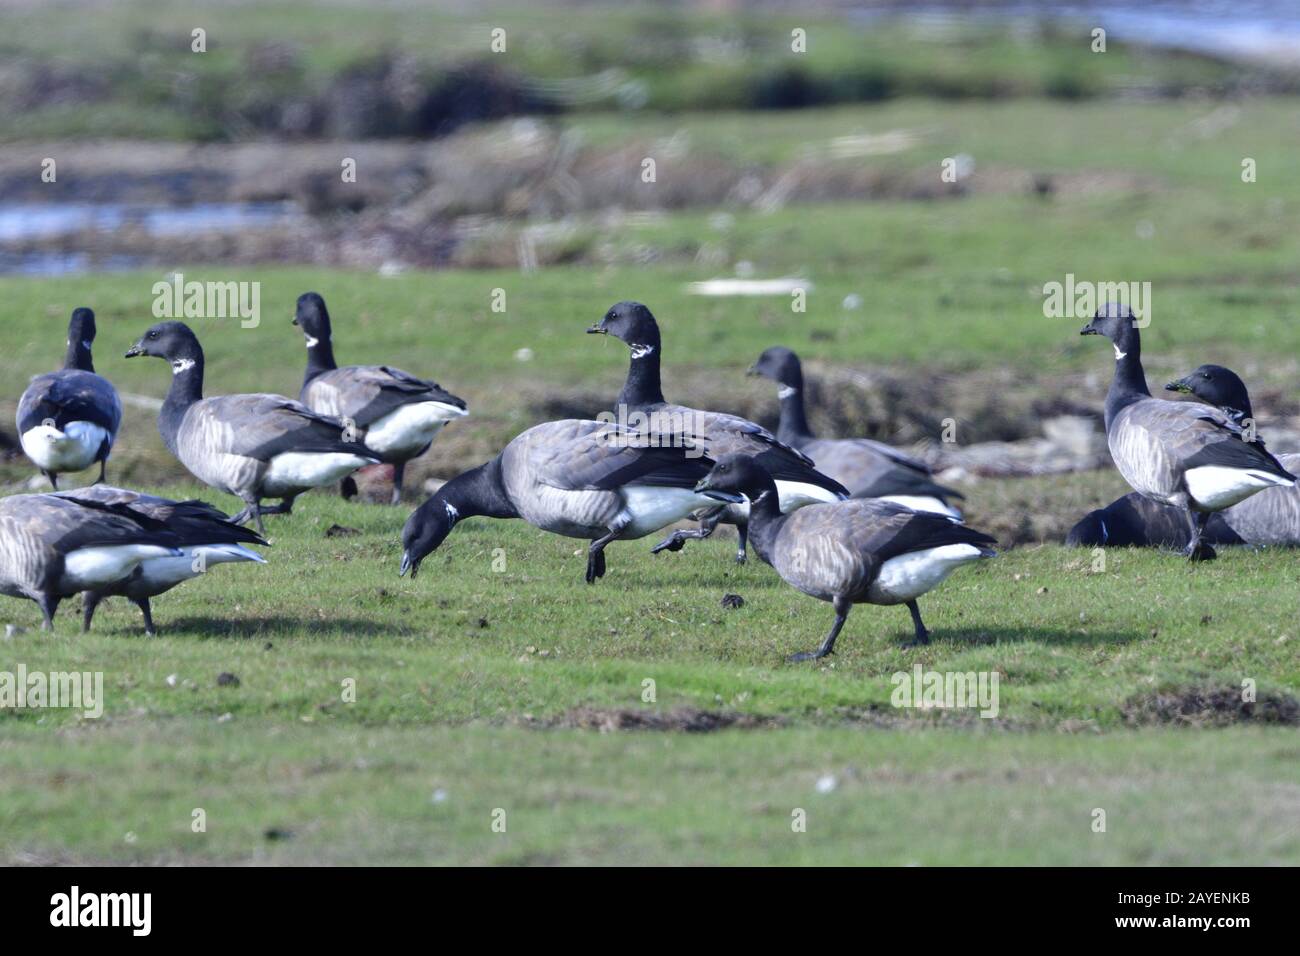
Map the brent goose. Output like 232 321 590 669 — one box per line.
125 321 378 533
16 308 122 489
294 292 469 505
748 346 963 516
1069 364 1300 548
587 302 847 563
695 454 996 661
62 486 267 635
400 419 718 583
0 491 184 629
1079 304 1295 560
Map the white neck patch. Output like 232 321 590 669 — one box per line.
444 501 459 524
172 358 196 374
630 343 655 359
82 340 92 351
777 385 798 400
1113 344 1127 361
305 335 321 349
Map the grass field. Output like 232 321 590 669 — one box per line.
3 91 1300 864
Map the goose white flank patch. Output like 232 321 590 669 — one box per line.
54 485 267 636
867 543 988 604
124 320 378 534
587 301 848 565
60 544 179 591
1079 303 1296 562
400 419 719 585
295 292 468 505
15 307 121 489
748 346 964 517
693 454 996 661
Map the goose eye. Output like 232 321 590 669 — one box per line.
148 331 158 339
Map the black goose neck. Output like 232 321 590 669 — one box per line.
743 483 787 561
616 332 665 407
302 320 338 385
64 340 94 372
775 369 813 445
1104 324 1150 430
439 458 517 521
158 346 205 452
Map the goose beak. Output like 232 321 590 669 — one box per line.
291 316 299 326
694 478 745 504
1079 325 1099 336
123 342 143 358
1164 377 1192 394
399 551 416 578
586 324 606 335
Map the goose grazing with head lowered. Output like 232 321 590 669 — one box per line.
1079 304 1296 560
294 292 469 505
695 454 996 661
125 321 378 534
748 346 963 516
16 308 122 489
401 419 719 584
61 486 267 636
587 302 848 563
0 491 185 629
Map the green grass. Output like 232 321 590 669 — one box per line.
1 490 1298 864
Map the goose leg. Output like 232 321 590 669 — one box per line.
390 462 406 506
231 496 267 535
586 525 625 584
903 599 930 647
132 597 156 636
650 509 723 555
1182 507 1216 562
260 495 297 516
36 593 60 631
95 458 107 485
735 522 749 564
81 592 102 633
44 470 58 490
340 476 358 499
789 597 851 662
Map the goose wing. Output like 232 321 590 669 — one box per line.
657 404 848 497
194 393 377 462
0 493 182 554
516 419 712 492
303 365 466 425
54 486 266 547
801 437 963 501
1118 399 1295 481
774 500 994 595
17 370 121 434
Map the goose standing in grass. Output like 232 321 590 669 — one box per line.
0 491 184 629
1079 304 1296 560
748 346 963 516
586 302 847 563
294 292 469 505
125 321 378 534
1069 363 1300 548
62 486 267 636
401 419 718 583
694 454 996 661
16 308 121 489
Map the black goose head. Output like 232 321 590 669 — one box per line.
693 453 769 504
125 320 203 366
748 346 803 390
1079 302 1139 352
293 292 332 344
587 301 661 355
399 497 458 579
1165 364 1253 420
66 307 96 349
